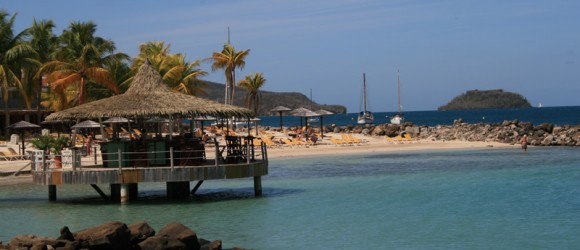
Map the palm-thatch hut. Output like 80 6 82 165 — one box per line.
45 60 254 122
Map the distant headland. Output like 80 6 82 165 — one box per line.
438 89 532 111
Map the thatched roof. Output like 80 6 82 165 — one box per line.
45 61 255 121
290 107 318 117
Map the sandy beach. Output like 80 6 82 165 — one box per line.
0 133 515 186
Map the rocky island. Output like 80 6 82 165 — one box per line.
438 89 532 111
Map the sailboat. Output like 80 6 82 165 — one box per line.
357 73 374 124
389 70 405 125
307 89 319 123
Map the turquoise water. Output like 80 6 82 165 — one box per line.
1 147 580 249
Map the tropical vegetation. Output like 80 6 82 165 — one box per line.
207 43 250 105
438 89 532 111
238 72 266 114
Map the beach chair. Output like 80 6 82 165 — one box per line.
2 148 27 160
330 137 348 146
384 136 398 144
346 134 364 144
404 133 416 143
395 135 406 143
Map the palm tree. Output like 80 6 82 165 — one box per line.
38 21 128 109
27 18 57 110
238 73 266 114
128 41 207 95
0 11 39 109
208 43 250 105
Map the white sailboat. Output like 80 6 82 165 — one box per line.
389 69 405 125
357 73 374 124
307 89 319 123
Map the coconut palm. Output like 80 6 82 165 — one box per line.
208 43 250 105
238 73 266 114
0 11 39 109
128 41 207 95
26 18 58 110
38 21 128 109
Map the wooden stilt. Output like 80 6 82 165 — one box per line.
254 176 262 196
167 181 190 199
48 185 57 201
190 180 204 195
110 184 120 202
90 184 110 201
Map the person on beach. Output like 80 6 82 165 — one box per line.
86 134 93 156
520 134 528 152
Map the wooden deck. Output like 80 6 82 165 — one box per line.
32 160 268 185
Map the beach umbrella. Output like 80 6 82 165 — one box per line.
270 106 292 130
290 107 318 129
71 120 101 129
145 117 171 137
195 116 217 135
7 121 41 155
314 109 334 137
44 60 255 123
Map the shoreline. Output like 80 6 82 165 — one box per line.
0 136 516 186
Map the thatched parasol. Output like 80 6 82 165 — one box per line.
7 121 41 154
290 107 318 128
314 109 334 137
45 60 255 121
270 106 292 130
71 120 101 129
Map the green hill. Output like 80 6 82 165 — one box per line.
438 89 531 111
199 81 347 115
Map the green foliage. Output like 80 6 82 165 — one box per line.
30 135 70 154
438 89 532 111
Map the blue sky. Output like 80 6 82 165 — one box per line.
3 0 579 112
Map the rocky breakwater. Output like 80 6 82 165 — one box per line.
0 221 248 250
324 119 580 146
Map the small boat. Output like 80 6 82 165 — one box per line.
357 73 374 124
308 89 319 123
389 70 405 125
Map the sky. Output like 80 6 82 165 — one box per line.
3 0 579 112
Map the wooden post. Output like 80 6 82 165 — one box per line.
253 176 262 197
170 147 174 170
214 140 219 167
110 184 120 202
48 185 57 201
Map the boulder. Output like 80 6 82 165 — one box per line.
74 221 131 250
138 235 187 250
128 221 156 244
158 222 200 250
200 239 222 250
8 234 56 250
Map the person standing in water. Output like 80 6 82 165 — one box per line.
520 134 528 152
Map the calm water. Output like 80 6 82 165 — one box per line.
1 147 580 249
259 106 580 127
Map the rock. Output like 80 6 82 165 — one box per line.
128 220 156 244
8 234 56 250
158 222 200 250
57 226 75 241
138 235 187 250
74 221 131 250
200 239 222 250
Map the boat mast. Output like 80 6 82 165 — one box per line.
397 69 401 113
363 73 367 113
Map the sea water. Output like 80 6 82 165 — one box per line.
1 147 580 249
259 106 580 127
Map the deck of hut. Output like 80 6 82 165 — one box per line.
31 138 268 202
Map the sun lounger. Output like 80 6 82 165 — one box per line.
1 148 27 160
404 133 417 143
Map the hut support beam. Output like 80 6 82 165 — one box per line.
90 184 110 201
190 180 204 195
254 176 262 196
110 183 138 202
48 185 57 201
167 181 190 199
